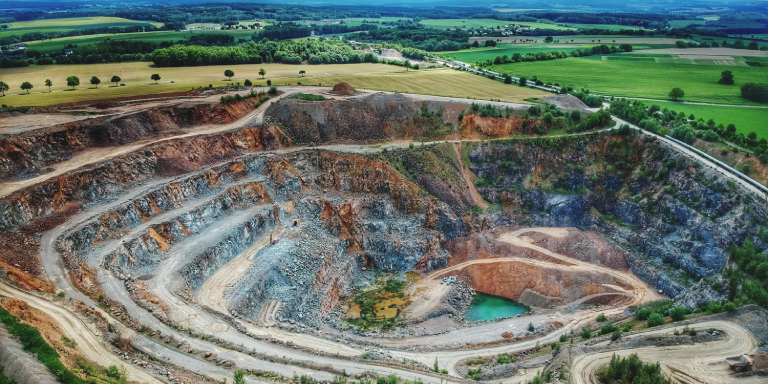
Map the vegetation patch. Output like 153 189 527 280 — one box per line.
0 305 87 384
597 354 674 384
343 279 409 332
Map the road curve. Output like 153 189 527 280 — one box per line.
571 320 763 384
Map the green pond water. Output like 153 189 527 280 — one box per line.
465 293 526 322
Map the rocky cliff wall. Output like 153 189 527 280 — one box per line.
0 100 255 181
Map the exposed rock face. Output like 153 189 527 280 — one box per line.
460 134 768 296
263 93 455 144
0 125 289 232
0 100 255 181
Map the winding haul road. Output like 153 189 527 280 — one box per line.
1 88 765 384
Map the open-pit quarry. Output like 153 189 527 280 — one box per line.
1 84 767 384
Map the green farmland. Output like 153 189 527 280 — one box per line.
439 43 660 63
23 29 259 54
418 19 574 30
490 55 768 105
0 17 163 39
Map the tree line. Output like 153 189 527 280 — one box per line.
150 39 379 66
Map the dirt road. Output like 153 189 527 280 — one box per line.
571 320 764 384
198 226 284 314
0 281 162 384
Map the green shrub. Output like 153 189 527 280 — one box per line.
559 334 567 342
723 302 737 312
581 327 592 339
669 306 688 322
636 308 651 320
647 313 665 327
611 331 622 341
290 93 327 102
596 313 607 322
600 323 618 335
268 86 278 95
496 354 515 364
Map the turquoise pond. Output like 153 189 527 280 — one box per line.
465 293 527 322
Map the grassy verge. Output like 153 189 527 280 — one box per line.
0 305 87 384
0 370 15 384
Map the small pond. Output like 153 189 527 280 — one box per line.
465 293 526 322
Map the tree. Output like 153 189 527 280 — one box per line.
570 110 581 122
20 81 33 94
748 41 759 50
0 81 7 96
224 69 235 80
741 83 768 103
543 112 553 125
111 75 121 86
299 70 306 77
647 313 665 327
519 77 527 87
233 370 245 384
267 79 272 86
244 79 252 87
668 88 685 100
151 74 161 84
259 68 266 79
90 76 101 88
719 70 734 85
544 36 554 43
669 306 687 322
66 75 80 90
45 79 52 92
504 75 512 84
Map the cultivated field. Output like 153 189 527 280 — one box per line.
307 69 547 102
441 43 650 63
24 29 261 53
563 23 650 31
419 19 574 30
0 62 403 105
471 36 686 45
668 19 708 28
633 100 768 139
629 47 768 58
0 67 545 106
0 17 163 39
491 56 768 105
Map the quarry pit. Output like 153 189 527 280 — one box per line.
1 84 767 384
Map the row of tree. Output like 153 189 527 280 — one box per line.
476 44 633 68
0 74 163 96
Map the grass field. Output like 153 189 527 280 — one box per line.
631 100 768 139
315 69 547 102
278 17 410 27
23 29 260 53
418 19 574 30
668 19 708 29
187 19 272 28
490 56 768 105
440 43 640 63
564 23 650 31
0 17 163 39
0 67 545 107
